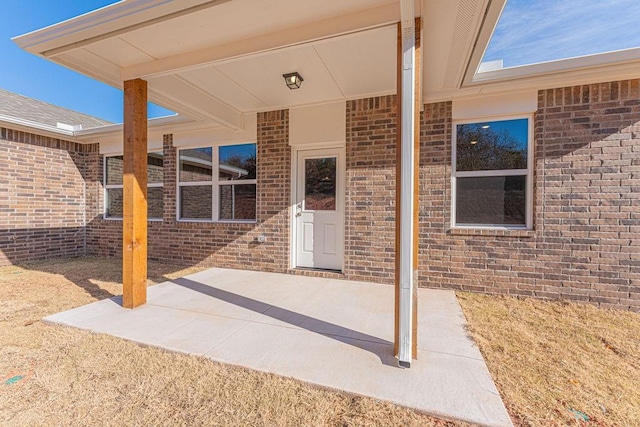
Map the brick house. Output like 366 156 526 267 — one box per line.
4 0 640 363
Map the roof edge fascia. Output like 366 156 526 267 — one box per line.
0 112 207 143
0 114 81 141
427 54 640 103
74 115 228 141
74 114 185 135
470 47 640 86
12 0 230 55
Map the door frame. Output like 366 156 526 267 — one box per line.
290 142 346 271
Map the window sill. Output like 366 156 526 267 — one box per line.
175 219 257 224
448 227 535 238
103 217 163 222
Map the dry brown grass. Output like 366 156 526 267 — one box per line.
457 292 640 427
0 257 458 427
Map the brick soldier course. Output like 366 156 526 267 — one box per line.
1 79 639 311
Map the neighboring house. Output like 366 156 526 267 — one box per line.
0 88 112 130
3 0 638 323
0 88 111 264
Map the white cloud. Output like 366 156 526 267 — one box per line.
484 0 640 67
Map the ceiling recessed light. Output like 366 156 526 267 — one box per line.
481 125 490 129
470 140 478 145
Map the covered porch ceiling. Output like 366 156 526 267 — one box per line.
13 0 496 129
14 0 640 131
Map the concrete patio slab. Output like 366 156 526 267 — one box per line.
44 268 513 427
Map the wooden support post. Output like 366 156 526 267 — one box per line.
122 78 148 309
395 15 421 365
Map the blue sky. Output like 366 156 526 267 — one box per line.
0 0 173 123
484 0 640 68
1 1 639 123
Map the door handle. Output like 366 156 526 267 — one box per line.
296 212 302 217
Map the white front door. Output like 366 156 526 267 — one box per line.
294 148 344 271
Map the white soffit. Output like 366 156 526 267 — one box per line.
213 45 344 110
314 26 396 99
13 0 227 54
14 0 405 127
147 75 243 128
422 0 492 99
172 25 397 113
88 37 156 68
96 113 257 153
100 137 163 155
452 91 537 120
172 113 258 148
179 67 268 112
117 0 397 60
55 50 122 88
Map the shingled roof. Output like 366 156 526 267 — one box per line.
0 88 113 130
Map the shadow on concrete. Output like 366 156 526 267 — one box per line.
171 276 398 367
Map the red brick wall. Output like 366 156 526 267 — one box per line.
86 110 291 272
3 81 637 311
419 80 640 312
0 128 93 265
344 96 397 283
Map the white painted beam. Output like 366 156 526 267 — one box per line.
148 75 244 129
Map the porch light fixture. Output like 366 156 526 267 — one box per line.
283 72 303 89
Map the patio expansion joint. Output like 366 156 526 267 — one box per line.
147 298 273 318
204 313 260 354
416 349 484 362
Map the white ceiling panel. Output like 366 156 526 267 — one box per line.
55 49 122 88
179 67 268 111
120 0 397 60
87 37 156 68
314 26 396 98
215 45 343 110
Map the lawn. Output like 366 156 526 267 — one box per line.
1 257 638 426
0 257 460 427
458 293 640 426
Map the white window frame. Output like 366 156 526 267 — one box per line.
176 142 257 223
451 114 534 230
103 153 164 221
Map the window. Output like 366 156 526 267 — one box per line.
304 157 337 211
452 117 532 229
104 153 164 220
178 143 256 222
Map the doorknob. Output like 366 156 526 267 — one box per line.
296 212 302 217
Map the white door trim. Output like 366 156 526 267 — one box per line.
290 144 346 271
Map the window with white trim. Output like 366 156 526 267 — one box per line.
178 143 256 222
452 116 532 229
104 153 164 219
